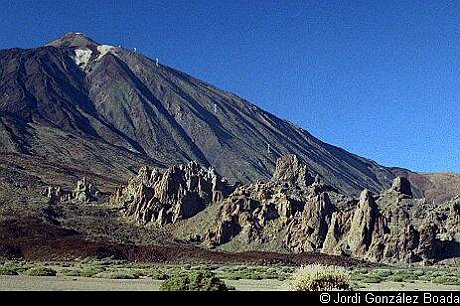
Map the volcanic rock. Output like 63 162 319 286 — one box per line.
44 177 100 204
112 162 237 225
203 154 344 250
347 189 384 256
390 176 413 197
191 156 460 264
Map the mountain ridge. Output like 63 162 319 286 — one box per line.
1 33 403 195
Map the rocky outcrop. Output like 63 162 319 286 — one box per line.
44 177 100 204
194 155 460 264
73 178 100 202
204 155 345 251
111 162 237 225
271 154 316 188
347 189 386 257
103 154 460 264
390 176 413 197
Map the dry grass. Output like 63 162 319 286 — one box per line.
290 264 352 291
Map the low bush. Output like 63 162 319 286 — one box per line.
0 265 19 275
360 276 383 283
352 268 369 275
411 270 425 277
290 264 352 291
160 270 228 291
60 265 106 277
94 271 139 279
388 274 407 282
389 271 417 282
372 269 393 278
433 276 460 286
281 266 296 274
79 266 106 278
148 268 169 280
218 273 241 280
25 266 57 276
60 268 81 276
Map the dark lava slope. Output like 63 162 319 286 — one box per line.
0 33 395 195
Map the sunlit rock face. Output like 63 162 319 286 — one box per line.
192 155 460 264
111 161 237 225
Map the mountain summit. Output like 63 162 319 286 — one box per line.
0 33 397 195
47 32 100 49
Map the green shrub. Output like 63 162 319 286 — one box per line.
389 271 417 282
80 266 106 277
278 274 290 281
352 268 369 275
433 276 460 286
218 273 241 280
61 265 106 277
290 264 352 291
0 265 19 275
388 274 407 282
281 266 296 274
249 274 264 280
60 268 81 276
373 269 393 278
95 271 139 279
429 271 444 278
361 276 383 283
148 268 169 280
411 270 425 277
25 266 57 276
160 270 228 291
182 264 192 270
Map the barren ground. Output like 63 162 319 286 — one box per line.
1 275 459 291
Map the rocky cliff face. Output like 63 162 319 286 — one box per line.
169 155 460 264
111 162 237 225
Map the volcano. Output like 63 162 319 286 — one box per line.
0 32 396 195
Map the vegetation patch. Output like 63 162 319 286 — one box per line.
372 269 393 278
25 266 57 276
433 276 460 286
160 270 228 291
94 271 139 279
290 264 352 291
215 265 292 281
148 268 170 280
0 265 19 275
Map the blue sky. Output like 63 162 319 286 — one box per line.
1 1 459 173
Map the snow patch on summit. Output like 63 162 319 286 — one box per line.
96 45 115 60
72 48 93 69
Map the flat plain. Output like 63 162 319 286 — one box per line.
1 261 459 291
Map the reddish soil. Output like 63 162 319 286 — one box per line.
0 216 372 267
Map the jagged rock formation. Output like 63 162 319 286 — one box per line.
44 177 100 203
171 154 460 264
347 189 386 257
73 178 100 202
111 162 237 225
390 176 413 197
202 155 349 251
